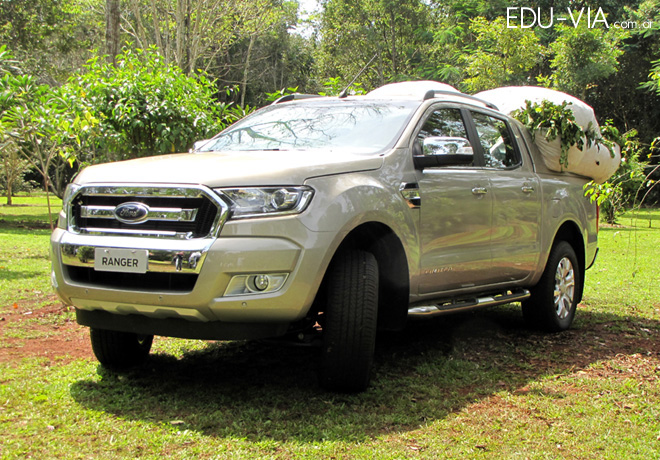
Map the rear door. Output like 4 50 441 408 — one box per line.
468 111 542 283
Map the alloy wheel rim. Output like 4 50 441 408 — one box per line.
554 257 575 319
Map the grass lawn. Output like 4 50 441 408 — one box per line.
1 197 659 459
0 196 61 309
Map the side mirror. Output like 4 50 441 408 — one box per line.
413 137 474 169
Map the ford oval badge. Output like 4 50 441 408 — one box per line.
114 202 149 224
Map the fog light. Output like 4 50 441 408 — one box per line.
224 273 289 297
252 274 270 291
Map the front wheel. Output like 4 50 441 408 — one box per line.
319 249 379 392
90 328 153 369
522 241 581 332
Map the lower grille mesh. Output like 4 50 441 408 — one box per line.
66 266 198 292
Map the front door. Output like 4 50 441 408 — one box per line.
415 106 494 294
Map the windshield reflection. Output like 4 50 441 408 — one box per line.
199 101 418 154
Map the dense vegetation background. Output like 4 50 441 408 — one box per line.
0 0 659 214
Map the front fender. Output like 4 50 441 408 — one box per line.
302 170 420 284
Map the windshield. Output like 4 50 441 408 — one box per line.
198 100 418 154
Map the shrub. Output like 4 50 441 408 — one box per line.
66 46 245 163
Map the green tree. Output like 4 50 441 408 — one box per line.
585 0 660 205
318 0 432 89
0 46 27 205
0 73 70 226
462 17 545 93
219 1 314 106
587 26 660 160
0 121 31 205
644 60 660 94
548 23 627 99
117 0 287 77
65 46 240 163
0 0 101 83
235 0 293 106
636 0 660 98
584 129 653 223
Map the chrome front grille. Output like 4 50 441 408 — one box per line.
68 184 228 239
80 203 199 223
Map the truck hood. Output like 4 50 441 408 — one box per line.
75 151 384 187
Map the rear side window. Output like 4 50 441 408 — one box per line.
471 112 520 169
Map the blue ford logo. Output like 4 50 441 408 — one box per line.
114 202 149 224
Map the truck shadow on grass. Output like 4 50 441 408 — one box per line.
69 306 660 442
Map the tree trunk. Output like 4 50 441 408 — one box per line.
3 148 14 205
130 0 148 50
105 0 121 63
176 0 191 73
150 0 163 52
389 10 397 77
44 173 54 231
241 35 255 107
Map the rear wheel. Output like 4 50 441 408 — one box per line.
320 249 379 392
523 241 581 332
90 328 153 369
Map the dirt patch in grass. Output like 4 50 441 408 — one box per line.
0 296 92 364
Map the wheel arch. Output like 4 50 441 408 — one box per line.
323 222 410 332
552 220 586 303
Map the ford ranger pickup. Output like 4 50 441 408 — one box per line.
50 81 598 392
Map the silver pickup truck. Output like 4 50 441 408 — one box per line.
50 82 598 392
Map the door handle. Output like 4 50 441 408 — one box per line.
471 186 488 195
400 182 421 208
521 185 535 194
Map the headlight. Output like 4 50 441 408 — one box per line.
215 186 314 219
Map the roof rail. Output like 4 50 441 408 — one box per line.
423 90 499 111
271 94 323 105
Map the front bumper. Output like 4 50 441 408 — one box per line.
51 220 332 336
59 232 210 276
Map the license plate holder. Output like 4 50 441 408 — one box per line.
94 248 149 273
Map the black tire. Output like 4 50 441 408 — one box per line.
320 249 379 392
90 328 153 369
522 241 581 332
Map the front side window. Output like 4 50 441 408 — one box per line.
471 112 520 169
417 108 474 165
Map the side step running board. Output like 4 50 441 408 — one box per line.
408 288 531 319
